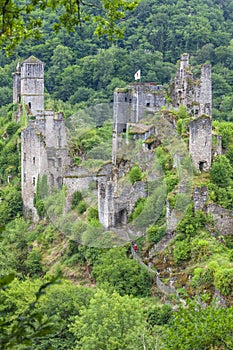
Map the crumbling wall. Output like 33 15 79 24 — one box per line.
21 122 48 221
170 53 212 118
63 167 95 210
189 116 212 171
97 163 147 228
207 204 233 235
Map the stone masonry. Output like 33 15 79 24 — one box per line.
13 56 44 119
15 53 215 227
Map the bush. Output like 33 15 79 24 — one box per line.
87 207 98 222
71 191 83 209
77 200 87 214
129 166 142 184
214 268 233 296
210 155 232 187
131 198 146 221
146 225 166 244
92 248 151 297
173 239 191 264
147 304 172 326
25 249 44 276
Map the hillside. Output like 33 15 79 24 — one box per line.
0 0 233 349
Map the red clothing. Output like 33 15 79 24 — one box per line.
133 244 138 253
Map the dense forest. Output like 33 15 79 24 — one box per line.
1 0 233 348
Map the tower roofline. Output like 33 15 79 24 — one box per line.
22 56 44 65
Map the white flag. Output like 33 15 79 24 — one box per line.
134 69 141 80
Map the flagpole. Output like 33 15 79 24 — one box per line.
134 69 141 123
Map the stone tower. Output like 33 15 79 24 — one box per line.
13 57 70 221
13 56 44 116
199 64 212 116
189 116 212 171
112 83 165 164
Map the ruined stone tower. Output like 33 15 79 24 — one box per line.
170 53 212 118
112 83 165 164
189 116 212 171
14 57 69 221
13 56 44 117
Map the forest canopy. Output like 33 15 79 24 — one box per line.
0 0 139 51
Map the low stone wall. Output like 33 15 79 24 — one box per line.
207 203 233 235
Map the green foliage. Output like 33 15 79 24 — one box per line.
0 0 139 51
87 206 98 222
0 186 23 226
162 300 233 349
77 201 87 215
208 182 233 209
25 248 44 277
71 191 83 209
92 248 151 297
0 276 57 349
214 268 233 296
69 289 147 350
34 175 49 218
173 239 191 264
156 146 172 172
175 105 189 119
165 174 179 193
147 304 172 326
146 224 166 244
176 205 207 236
129 166 142 184
210 155 232 187
131 198 146 221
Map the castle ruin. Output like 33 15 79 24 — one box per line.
15 56 69 221
14 53 215 227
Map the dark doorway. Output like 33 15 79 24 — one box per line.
199 161 206 171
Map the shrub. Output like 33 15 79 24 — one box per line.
131 198 146 221
147 304 172 326
210 155 232 187
165 174 178 193
77 200 87 214
71 191 83 209
25 249 44 276
129 166 142 184
87 207 98 222
173 239 191 264
214 268 233 296
146 225 166 244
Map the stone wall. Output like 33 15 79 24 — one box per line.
98 163 147 228
189 116 212 171
207 203 233 235
63 167 95 210
21 110 70 221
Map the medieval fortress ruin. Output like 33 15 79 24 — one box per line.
13 53 230 232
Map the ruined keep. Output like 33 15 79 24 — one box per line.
14 57 69 221
170 53 212 117
169 53 213 171
13 56 44 118
189 116 212 171
112 83 165 164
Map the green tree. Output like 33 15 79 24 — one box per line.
69 289 148 350
92 247 151 296
210 155 232 187
0 0 139 51
162 300 233 349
